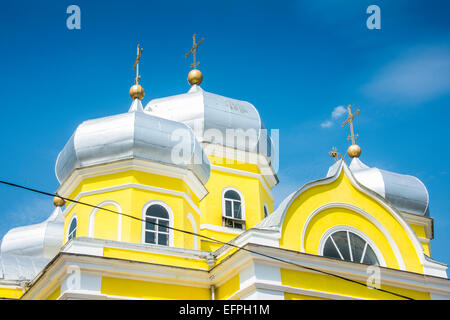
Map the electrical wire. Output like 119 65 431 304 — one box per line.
0 179 414 300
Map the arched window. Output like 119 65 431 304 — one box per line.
222 188 245 230
322 230 379 265
68 216 77 241
144 204 170 246
263 204 269 218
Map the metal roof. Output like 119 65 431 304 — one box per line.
145 85 274 160
55 99 210 185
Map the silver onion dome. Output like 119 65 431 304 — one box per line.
0 206 64 259
55 99 210 185
144 85 274 160
329 157 429 216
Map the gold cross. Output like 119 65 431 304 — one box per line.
329 146 343 162
185 34 204 69
342 105 360 144
133 44 143 84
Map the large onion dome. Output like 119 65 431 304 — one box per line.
55 99 210 185
144 85 274 161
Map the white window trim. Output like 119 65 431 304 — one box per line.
88 200 122 241
186 213 198 250
221 187 245 221
319 225 386 267
66 214 78 242
141 200 174 247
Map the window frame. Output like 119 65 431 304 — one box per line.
141 200 174 247
66 214 77 242
319 225 386 267
221 187 246 230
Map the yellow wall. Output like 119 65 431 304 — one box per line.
101 277 211 300
103 247 210 270
0 287 23 300
279 171 424 274
62 170 202 250
214 274 240 300
281 268 430 300
199 156 273 245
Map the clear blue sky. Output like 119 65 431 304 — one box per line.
0 1 449 265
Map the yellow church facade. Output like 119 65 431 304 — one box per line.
0 43 449 300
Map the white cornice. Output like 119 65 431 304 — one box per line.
200 224 244 235
400 211 434 240
210 165 274 200
21 240 450 300
62 182 204 217
57 158 208 201
201 143 278 188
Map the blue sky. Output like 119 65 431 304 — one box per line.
0 1 449 265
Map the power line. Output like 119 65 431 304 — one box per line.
0 179 414 300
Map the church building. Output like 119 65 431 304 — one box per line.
0 40 449 300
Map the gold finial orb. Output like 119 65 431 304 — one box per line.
129 84 145 100
347 144 362 158
53 195 65 207
188 69 203 86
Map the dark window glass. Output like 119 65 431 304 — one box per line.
233 202 242 219
68 218 77 240
146 218 156 231
144 204 170 246
224 190 240 200
225 201 232 217
264 206 268 218
158 234 168 246
322 230 379 266
146 204 169 219
158 220 169 233
363 245 379 266
323 238 341 260
331 231 351 261
145 231 155 244
350 232 366 263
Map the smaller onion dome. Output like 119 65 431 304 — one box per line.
144 86 274 161
327 157 429 216
0 206 64 259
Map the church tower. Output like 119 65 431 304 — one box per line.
55 45 210 251
145 35 278 250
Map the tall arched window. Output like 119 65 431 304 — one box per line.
144 204 170 246
263 204 269 218
67 216 77 241
222 188 245 230
321 230 380 265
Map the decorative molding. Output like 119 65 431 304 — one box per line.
187 213 199 250
200 224 244 235
62 183 203 218
318 225 387 267
57 158 208 201
88 201 122 241
202 143 278 188
211 165 273 200
301 203 398 268
141 200 174 247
